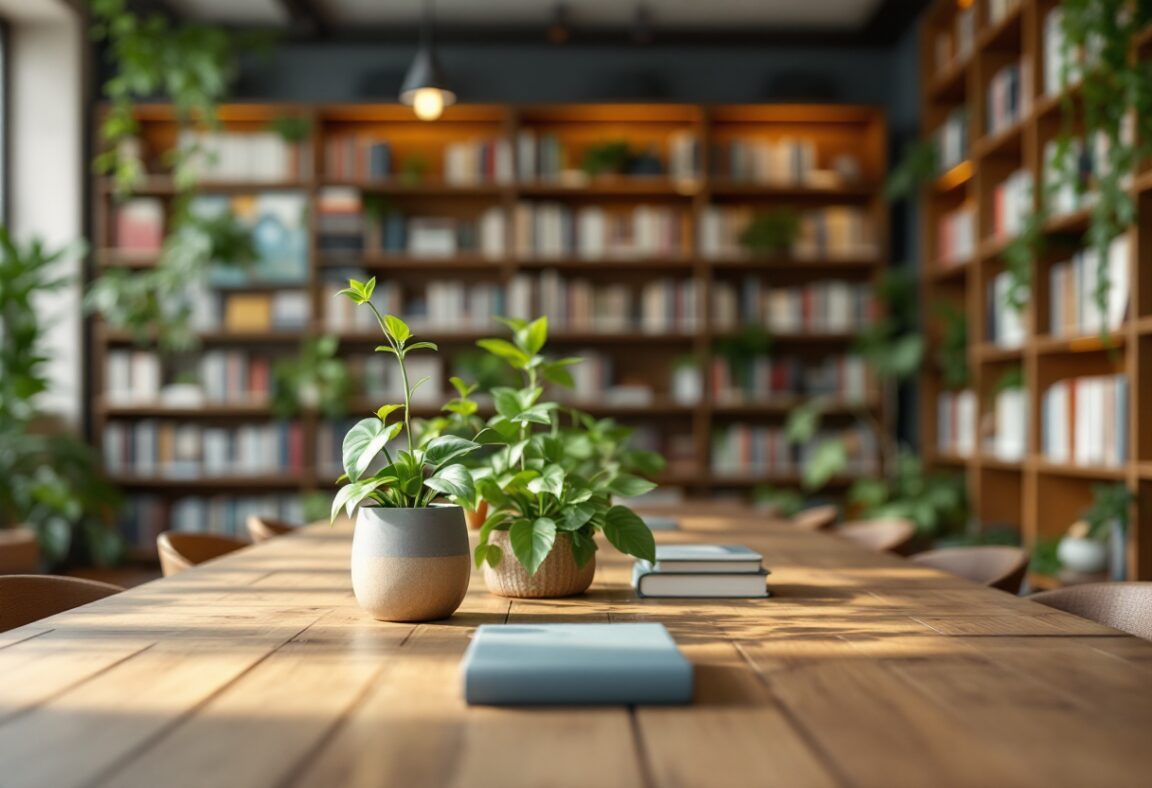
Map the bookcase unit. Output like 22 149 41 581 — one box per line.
919 0 1152 583
91 102 888 556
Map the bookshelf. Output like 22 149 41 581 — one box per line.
90 102 888 556
919 0 1152 583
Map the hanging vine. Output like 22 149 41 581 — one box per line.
1003 1 1152 331
86 0 268 351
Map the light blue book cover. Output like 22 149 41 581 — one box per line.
461 623 693 706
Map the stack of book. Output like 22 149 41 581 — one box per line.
710 353 871 406
514 202 688 259
710 137 817 184
104 351 161 405
698 206 876 260
711 278 874 335
317 188 364 252
986 60 1029 135
443 138 514 184
987 385 1027 462
633 544 769 598
935 106 969 173
178 130 306 181
324 135 393 180
937 202 976 266
992 170 1032 240
515 130 567 181
937 389 976 457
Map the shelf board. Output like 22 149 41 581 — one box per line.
711 399 878 417
926 58 969 103
95 249 161 268
705 473 859 488
708 256 877 272
519 178 700 198
1034 460 1128 481
934 161 973 194
713 330 860 344
99 402 275 418
976 4 1023 52
928 260 970 283
108 475 309 489
517 257 696 271
975 343 1025 363
337 329 699 344
101 177 311 195
321 252 502 270
980 455 1024 472
974 119 1025 160
1045 207 1092 235
1033 332 1126 355
708 181 875 200
928 451 971 467
104 330 308 345
322 180 507 197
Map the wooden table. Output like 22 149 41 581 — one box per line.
2 515 1151 788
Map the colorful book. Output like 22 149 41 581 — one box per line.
460 623 693 706
632 566 771 599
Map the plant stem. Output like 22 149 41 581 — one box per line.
366 301 414 455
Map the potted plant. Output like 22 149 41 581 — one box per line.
330 278 482 622
467 318 658 598
1057 484 1133 577
417 376 492 530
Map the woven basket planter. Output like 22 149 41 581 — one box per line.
482 531 595 599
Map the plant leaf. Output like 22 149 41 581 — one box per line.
522 316 548 355
342 417 401 482
570 528 598 568
477 338 530 369
510 517 557 576
376 403 403 422
607 473 657 498
527 464 565 497
423 435 481 468
383 314 411 344
423 463 475 502
602 506 655 563
802 440 849 491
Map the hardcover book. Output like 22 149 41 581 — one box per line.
461 623 693 706
632 565 771 599
647 544 763 573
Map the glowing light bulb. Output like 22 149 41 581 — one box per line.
412 88 446 121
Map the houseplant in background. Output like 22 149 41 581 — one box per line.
1057 483 1134 578
468 317 658 598
272 335 353 420
0 229 123 568
331 278 481 622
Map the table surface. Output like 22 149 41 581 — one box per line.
2 512 1151 788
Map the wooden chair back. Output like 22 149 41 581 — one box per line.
834 518 916 554
246 516 298 543
1030 582 1152 641
157 532 248 577
0 575 122 632
911 546 1029 593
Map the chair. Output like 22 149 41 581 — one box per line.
157 532 248 577
910 546 1029 593
789 504 838 532
834 518 916 554
0 575 123 633
246 516 299 543
1030 582 1152 641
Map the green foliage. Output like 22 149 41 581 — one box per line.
470 318 659 574
936 303 970 389
885 138 938 201
581 141 633 176
852 269 924 384
751 485 805 517
738 210 801 256
268 115 312 144
1031 537 1062 576
994 365 1024 395
0 228 123 565
1081 482 1134 540
330 284 481 517
847 450 967 536
272 336 352 419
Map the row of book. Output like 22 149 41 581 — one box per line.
105 350 274 406
710 424 877 478
986 60 1030 136
375 209 506 258
712 279 875 334
987 271 1028 347
698 206 877 260
197 194 310 285
1043 7 1085 98
1044 124 1132 217
937 202 976 266
992 169 1032 241
215 291 311 333
1042 374 1129 467
1049 236 1130 338
103 421 306 478
512 203 688 259
104 351 162 406
710 354 872 405
323 136 516 183
178 131 308 182
937 389 976 457
114 198 165 252
935 106 969 174
708 138 816 184
530 272 700 334
118 494 305 547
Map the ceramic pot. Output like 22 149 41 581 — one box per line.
464 500 489 531
351 505 470 622
482 531 595 599
1057 535 1108 573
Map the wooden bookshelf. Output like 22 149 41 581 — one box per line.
919 0 1152 581
90 102 888 554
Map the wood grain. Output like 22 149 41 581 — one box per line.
0 514 1150 788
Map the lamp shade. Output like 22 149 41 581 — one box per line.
400 46 456 120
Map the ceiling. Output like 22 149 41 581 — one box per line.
161 0 920 43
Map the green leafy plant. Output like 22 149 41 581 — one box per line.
936 303 970 389
269 115 312 144
272 336 353 419
752 485 805 517
738 210 801 256
581 141 633 177
469 317 658 575
329 278 482 518
0 228 123 566
1081 482 1134 540
1030 536 1062 577
847 450 967 536
885 138 938 201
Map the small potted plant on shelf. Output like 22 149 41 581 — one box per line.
467 317 659 598
1057 483 1133 578
331 278 482 622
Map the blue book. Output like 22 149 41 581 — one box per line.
461 623 693 706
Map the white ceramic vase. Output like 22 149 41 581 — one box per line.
351 505 470 622
1057 535 1108 574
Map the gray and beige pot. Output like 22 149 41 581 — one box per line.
351 505 470 622
482 531 595 599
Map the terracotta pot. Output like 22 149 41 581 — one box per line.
0 527 41 574
483 531 595 599
351 505 470 622
464 500 489 530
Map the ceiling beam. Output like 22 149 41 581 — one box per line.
275 0 330 38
